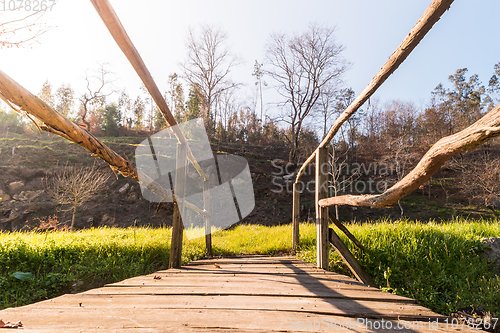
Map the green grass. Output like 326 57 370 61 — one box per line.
1 220 499 318
297 218 500 316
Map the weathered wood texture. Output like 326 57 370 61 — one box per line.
316 147 329 269
89 0 207 181
292 182 300 252
329 228 376 287
0 69 138 180
0 256 475 332
169 143 188 268
329 212 365 251
295 0 455 182
203 179 212 256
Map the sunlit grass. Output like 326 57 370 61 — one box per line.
1 219 499 317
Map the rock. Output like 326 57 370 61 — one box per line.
0 193 11 202
12 190 44 202
8 181 24 191
485 195 500 210
101 214 116 225
87 217 99 228
118 183 130 194
481 237 500 274
0 189 11 202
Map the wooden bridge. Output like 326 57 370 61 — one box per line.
0 256 476 332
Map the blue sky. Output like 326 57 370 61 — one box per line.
1 0 499 116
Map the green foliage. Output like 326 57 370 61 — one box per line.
37 80 55 109
183 83 204 122
0 107 24 133
54 84 75 118
154 107 166 131
0 227 175 309
132 96 145 130
101 103 122 136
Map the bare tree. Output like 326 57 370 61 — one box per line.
265 23 348 163
384 136 418 217
452 153 500 208
329 143 360 220
79 63 115 131
46 164 110 230
0 1 56 48
252 60 266 124
180 24 240 132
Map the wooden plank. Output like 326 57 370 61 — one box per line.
203 179 212 256
20 294 439 319
292 182 300 252
168 201 182 268
0 256 478 333
83 286 412 303
185 256 299 265
316 147 329 269
0 306 475 333
109 272 375 291
89 0 209 182
329 228 377 287
329 212 366 251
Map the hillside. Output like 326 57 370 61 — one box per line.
0 132 497 231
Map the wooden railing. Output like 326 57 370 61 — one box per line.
292 0 455 285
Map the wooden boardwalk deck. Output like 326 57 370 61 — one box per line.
0 256 475 332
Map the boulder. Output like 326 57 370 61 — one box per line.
12 190 44 202
481 237 500 274
118 183 130 194
101 214 116 225
0 189 11 202
8 181 24 191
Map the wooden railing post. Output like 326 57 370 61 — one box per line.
292 182 300 252
203 178 212 256
316 147 329 269
169 142 187 268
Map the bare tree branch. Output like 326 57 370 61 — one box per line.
0 1 57 48
265 23 348 163
45 164 110 229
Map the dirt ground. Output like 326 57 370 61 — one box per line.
0 132 498 232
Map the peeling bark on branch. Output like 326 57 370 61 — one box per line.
0 69 138 180
0 69 203 214
319 104 500 208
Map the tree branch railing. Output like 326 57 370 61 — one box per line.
89 0 217 262
0 69 203 216
291 0 455 280
319 105 500 208
294 0 455 184
89 0 208 182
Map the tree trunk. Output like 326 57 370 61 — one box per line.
71 205 77 230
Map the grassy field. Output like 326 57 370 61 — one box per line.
1 219 499 318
